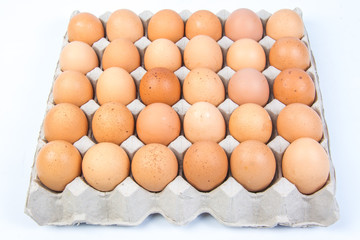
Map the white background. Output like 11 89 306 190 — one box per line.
0 0 358 239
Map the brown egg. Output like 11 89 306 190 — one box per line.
36 140 82 192
131 143 178 192
183 141 228 192
144 38 182 72
273 68 315 106
230 140 276 192
96 67 136 105
147 9 184 42
106 9 144 42
102 38 140 72
269 37 310 71
282 137 330 195
184 101 226 143
183 67 225 106
44 103 88 143
92 102 134 145
226 38 266 72
266 9 304 40
185 10 222 41
139 67 181 105
229 103 272 143
184 35 223 72
277 103 323 143
59 41 99 74
228 68 269 106
67 12 105 45
82 142 130 192
136 103 181 145
225 8 263 42
53 70 93 107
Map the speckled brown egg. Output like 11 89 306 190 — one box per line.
230 140 276 192
92 102 134 145
82 142 130 192
106 9 144 42
229 103 272 143
277 103 323 143
59 41 99 74
183 67 225 106
282 137 330 195
102 38 140 72
184 35 223 72
139 67 181 106
147 9 184 42
185 10 222 41
228 68 269 106
136 103 181 146
225 8 263 42
273 68 315 106
144 38 182 72
67 12 105 45
269 37 310 71
36 140 82 192
96 67 136 105
226 38 266 72
184 101 226 143
266 9 304 40
44 103 88 143
183 141 228 192
53 70 93 107
131 143 178 192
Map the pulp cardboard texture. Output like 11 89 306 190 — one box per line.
25 8 340 227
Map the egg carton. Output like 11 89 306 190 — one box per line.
25 8 339 227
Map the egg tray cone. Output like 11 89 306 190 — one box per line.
25 8 339 227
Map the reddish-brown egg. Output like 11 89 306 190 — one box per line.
273 68 315 106
106 9 144 42
92 102 134 145
183 141 228 192
136 103 181 145
277 103 323 143
67 12 105 45
102 38 140 72
131 143 178 192
266 9 304 40
139 67 181 106
44 103 88 143
230 140 276 192
147 9 184 42
225 8 263 42
36 140 82 192
282 137 330 195
82 142 130 192
185 10 222 41
228 68 269 106
53 70 93 107
269 37 310 71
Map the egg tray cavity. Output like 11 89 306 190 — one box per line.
25 8 339 227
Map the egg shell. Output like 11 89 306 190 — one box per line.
92 102 134 145
82 142 130 192
139 67 181 106
282 138 330 195
96 67 136 105
266 9 304 40
106 9 144 42
230 140 276 192
277 103 323 143
36 140 82 192
185 10 222 41
67 12 105 45
131 143 178 192
44 103 88 143
183 141 228 192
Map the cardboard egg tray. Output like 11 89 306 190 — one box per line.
25 8 339 227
